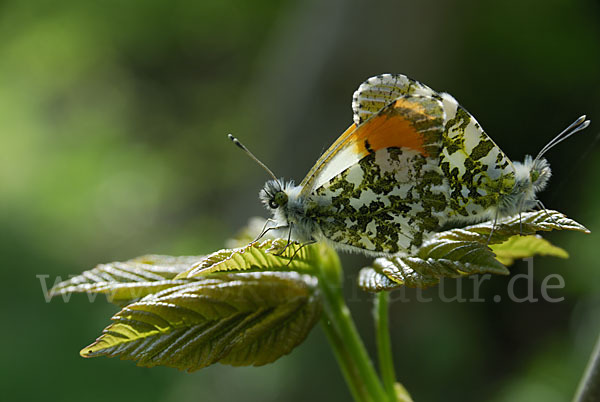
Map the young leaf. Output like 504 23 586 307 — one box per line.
176 239 325 279
359 210 589 292
490 235 568 266
436 210 589 244
50 255 202 305
81 272 322 371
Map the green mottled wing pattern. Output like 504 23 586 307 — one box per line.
305 95 448 254
300 74 517 255
437 96 516 219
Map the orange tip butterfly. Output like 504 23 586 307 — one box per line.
230 74 590 256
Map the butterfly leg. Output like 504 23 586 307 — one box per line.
274 222 294 257
514 197 527 235
519 212 523 235
285 239 318 267
253 218 279 242
536 200 561 227
486 209 499 246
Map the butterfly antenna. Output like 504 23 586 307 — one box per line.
535 115 590 161
228 134 279 182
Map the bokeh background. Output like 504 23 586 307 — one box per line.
2 0 600 401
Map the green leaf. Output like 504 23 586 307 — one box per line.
81 272 322 371
50 255 202 305
176 239 328 279
359 210 588 292
436 210 589 244
360 242 507 290
490 235 569 265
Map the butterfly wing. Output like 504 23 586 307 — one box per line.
300 74 516 255
300 74 437 193
351 73 438 125
303 94 447 254
439 96 517 219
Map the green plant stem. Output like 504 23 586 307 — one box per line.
317 266 388 402
375 292 399 401
573 331 600 402
320 316 369 402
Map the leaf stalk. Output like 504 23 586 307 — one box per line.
316 259 389 402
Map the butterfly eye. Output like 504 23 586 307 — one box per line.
530 170 540 183
269 199 278 209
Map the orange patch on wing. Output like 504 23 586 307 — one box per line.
351 99 428 157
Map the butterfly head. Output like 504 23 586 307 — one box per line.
528 156 551 193
260 179 289 210
259 179 308 239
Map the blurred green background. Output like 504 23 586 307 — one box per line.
2 0 600 401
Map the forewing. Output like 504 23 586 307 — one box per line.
299 73 517 255
350 74 517 221
300 74 436 193
305 95 448 254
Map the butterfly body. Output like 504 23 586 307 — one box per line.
257 74 580 257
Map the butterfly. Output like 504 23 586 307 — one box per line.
230 74 589 257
